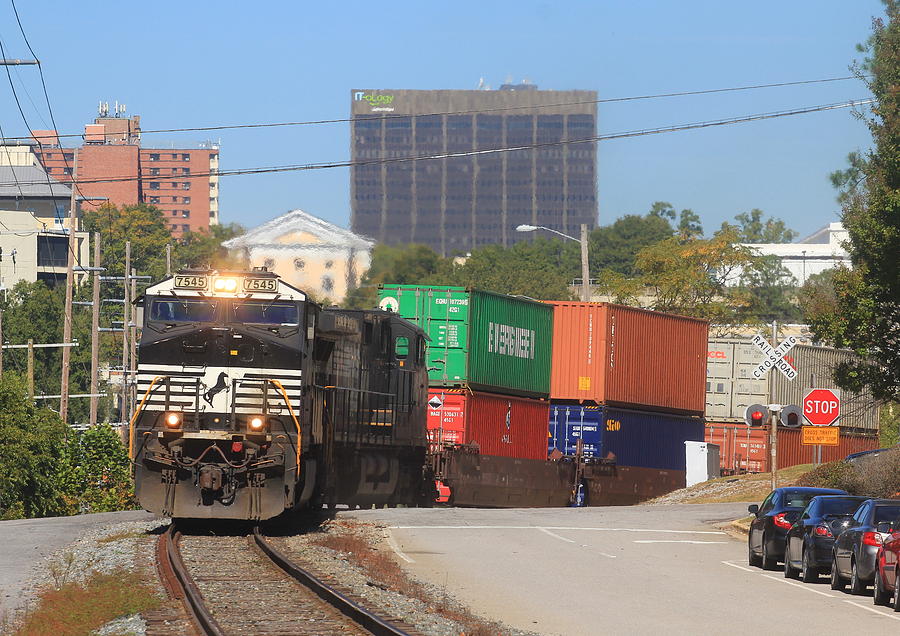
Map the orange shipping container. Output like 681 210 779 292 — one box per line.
549 302 707 414
704 422 879 473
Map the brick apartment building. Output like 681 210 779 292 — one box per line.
32 107 220 236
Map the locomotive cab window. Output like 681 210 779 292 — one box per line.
150 298 217 322
231 301 299 326
394 336 409 359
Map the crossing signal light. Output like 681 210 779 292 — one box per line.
745 404 770 427
780 405 802 428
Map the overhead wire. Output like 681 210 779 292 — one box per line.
0 97 875 188
7 74 869 145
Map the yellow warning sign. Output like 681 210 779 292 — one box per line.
578 376 591 391
801 426 839 446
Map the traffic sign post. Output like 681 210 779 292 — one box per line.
803 388 841 426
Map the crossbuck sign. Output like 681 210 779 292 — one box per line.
751 334 798 381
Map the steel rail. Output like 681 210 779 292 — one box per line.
158 525 227 636
252 526 413 636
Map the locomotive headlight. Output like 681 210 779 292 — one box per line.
248 416 266 432
214 278 238 292
164 412 182 429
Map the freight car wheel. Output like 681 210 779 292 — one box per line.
748 537 762 568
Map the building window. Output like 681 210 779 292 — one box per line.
181 224 190 232
209 196 217 203
150 168 160 176
182 153 190 161
171 182 179 188
293 258 304 270
63 167 73 175
263 258 275 269
45 152 54 159
150 182 160 190
172 153 178 160
182 182 191 190
181 210 190 218
183 196 191 204
209 153 217 160
63 153 74 161
321 276 334 292
182 167 190 175
325 260 333 269
37 236 68 267
45 167 53 173
149 196 160 204
149 153 159 161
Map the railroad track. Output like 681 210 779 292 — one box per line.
153 523 418 636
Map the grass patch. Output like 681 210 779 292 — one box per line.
312 523 503 635
648 463 815 504
13 569 161 636
97 530 144 545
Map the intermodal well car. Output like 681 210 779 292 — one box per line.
783 495 868 582
874 523 900 609
748 487 848 570
831 499 900 595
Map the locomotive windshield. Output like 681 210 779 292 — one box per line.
231 301 299 326
150 298 218 322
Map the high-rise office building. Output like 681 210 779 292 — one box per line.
350 85 597 255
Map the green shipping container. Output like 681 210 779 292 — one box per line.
378 285 552 397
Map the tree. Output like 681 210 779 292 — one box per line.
344 244 448 309
809 2 900 401
725 209 799 243
58 423 135 514
739 255 802 323
676 209 704 241
81 203 172 282
0 374 68 519
175 222 246 270
587 214 674 276
829 151 869 206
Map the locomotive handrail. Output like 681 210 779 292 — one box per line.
269 378 302 470
129 375 168 459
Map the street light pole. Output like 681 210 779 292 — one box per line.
516 223 592 301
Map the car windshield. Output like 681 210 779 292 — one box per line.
231 301 299 325
783 491 819 509
150 298 217 322
819 498 863 516
874 506 900 523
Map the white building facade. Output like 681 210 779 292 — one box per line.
739 222 851 286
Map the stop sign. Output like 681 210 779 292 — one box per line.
803 388 841 426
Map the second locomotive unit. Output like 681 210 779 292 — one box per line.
131 268 431 520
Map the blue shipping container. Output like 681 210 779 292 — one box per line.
548 404 704 471
548 404 603 457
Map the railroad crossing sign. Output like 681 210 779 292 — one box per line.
803 388 841 426
750 334 797 381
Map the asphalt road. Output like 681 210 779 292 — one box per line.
347 504 900 635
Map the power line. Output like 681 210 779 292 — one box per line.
3 74 867 144
0 97 875 188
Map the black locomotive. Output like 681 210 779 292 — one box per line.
131 268 432 520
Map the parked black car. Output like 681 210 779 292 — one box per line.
831 498 900 594
783 495 868 582
749 487 848 570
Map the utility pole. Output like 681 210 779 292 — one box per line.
26 338 33 400
89 233 101 426
60 152 79 424
121 241 131 424
166 243 172 276
580 223 590 302
129 267 137 416
0 309 4 377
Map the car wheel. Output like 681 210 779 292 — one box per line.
800 548 818 583
748 535 762 568
784 551 798 579
893 568 900 612
831 556 846 591
761 535 777 570
850 559 867 596
875 567 891 606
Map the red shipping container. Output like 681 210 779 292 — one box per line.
548 302 708 414
705 422 880 473
427 389 549 460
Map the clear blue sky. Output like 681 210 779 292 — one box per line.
0 1 885 240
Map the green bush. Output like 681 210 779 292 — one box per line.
58 423 136 514
797 448 900 499
796 459 861 493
